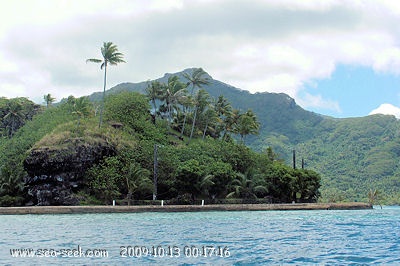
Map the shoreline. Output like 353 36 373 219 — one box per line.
0 202 372 215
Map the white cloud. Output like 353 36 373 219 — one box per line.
369 103 400 119
297 92 341 114
0 0 400 114
373 48 400 74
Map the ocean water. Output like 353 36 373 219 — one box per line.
1 206 399 265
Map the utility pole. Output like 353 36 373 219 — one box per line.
153 144 158 200
292 149 296 169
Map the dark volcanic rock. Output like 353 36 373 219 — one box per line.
24 138 116 206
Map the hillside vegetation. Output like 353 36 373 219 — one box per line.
93 68 400 204
1 67 398 205
0 88 320 206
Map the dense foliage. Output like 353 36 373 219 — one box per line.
98 68 400 204
0 89 321 206
296 115 400 203
0 97 41 138
5 67 397 205
0 99 75 206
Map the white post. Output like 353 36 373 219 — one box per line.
201 200 204 206
161 200 164 206
113 200 115 206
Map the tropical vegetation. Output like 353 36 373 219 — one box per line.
88 68 400 204
0 83 320 206
2 62 398 206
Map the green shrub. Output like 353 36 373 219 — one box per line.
0 195 24 206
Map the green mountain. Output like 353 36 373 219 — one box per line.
0 91 322 206
87 68 399 203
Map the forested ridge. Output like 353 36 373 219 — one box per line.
0 69 321 206
1 66 398 205
91 68 400 204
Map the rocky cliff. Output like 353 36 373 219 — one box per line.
24 138 116 206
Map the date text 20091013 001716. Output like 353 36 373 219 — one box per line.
120 245 231 258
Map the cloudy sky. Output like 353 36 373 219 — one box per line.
1 0 400 118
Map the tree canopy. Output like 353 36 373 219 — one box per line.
0 90 321 206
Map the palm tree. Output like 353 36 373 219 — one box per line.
227 172 267 199
177 93 193 134
181 68 210 136
71 97 91 127
183 68 210 95
201 97 221 139
125 163 152 205
234 109 260 143
145 80 164 119
43 93 55 108
3 100 24 137
189 89 210 142
87 42 125 128
222 109 240 141
214 95 232 117
202 108 218 139
214 95 232 138
159 76 187 130
198 174 215 198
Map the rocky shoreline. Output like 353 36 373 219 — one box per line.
0 202 372 214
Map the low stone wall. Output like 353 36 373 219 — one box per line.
0 202 372 215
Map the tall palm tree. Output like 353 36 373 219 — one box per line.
87 42 125 128
222 108 240 141
181 68 210 136
145 80 164 119
202 108 218 139
176 93 192 134
181 95 193 137
234 109 260 143
214 95 232 117
183 68 210 95
214 95 232 138
189 89 210 142
43 93 55 108
160 76 187 130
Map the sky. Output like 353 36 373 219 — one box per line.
1 0 400 118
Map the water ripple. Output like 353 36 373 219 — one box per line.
1 207 399 265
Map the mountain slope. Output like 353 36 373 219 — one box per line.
90 68 324 145
88 68 400 202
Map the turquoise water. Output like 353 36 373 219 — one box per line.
1 206 399 265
